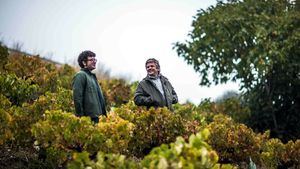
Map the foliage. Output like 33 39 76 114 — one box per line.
0 43 8 71
260 138 300 168
245 75 300 142
206 114 268 165
174 0 300 141
174 0 299 89
142 129 235 169
194 99 219 124
200 97 251 123
1 43 300 168
173 103 208 140
101 78 131 109
57 64 76 89
23 87 74 114
129 80 139 98
0 94 13 145
173 103 203 122
97 112 135 154
185 98 250 124
282 140 300 168
5 52 61 94
214 97 250 123
260 138 285 169
68 151 139 169
31 110 134 166
1 87 73 146
0 73 38 105
114 102 186 157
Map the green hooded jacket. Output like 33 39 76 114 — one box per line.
134 75 178 111
72 68 106 118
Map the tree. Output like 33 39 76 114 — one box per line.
174 0 300 141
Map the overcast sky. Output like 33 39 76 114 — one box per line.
0 0 239 104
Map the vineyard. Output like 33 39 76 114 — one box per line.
0 43 299 169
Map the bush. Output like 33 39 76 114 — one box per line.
2 87 73 146
173 103 207 140
260 138 285 168
195 98 251 124
5 53 61 94
206 114 267 165
142 129 235 169
31 110 134 166
115 102 186 157
0 73 38 105
0 43 8 71
101 78 132 109
0 94 13 145
23 87 74 114
57 64 76 90
68 151 140 169
282 140 300 168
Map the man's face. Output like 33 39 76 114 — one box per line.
84 56 97 70
146 62 159 77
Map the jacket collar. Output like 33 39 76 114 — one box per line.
144 74 165 82
81 68 95 76
147 74 159 80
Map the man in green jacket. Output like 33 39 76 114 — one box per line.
72 50 106 123
134 58 178 111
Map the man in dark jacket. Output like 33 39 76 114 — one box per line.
134 58 178 111
72 50 106 123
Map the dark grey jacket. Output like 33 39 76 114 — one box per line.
72 68 106 118
134 75 178 111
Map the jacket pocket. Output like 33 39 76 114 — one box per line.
87 85 96 93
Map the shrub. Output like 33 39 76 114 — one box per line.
207 114 267 165
260 138 285 168
282 140 300 168
3 87 74 146
23 87 74 114
115 102 185 157
5 53 61 94
57 64 76 90
32 110 134 166
142 129 235 169
0 73 38 105
68 151 140 169
173 103 207 140
0 94 13 145
0 43 8 71
101 78 131 109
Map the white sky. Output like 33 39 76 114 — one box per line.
0 0 239 104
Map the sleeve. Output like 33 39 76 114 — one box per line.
171 86 178 104
134 82 153 106
167 80 178 104
72 73 85 116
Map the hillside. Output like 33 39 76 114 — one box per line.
0 44 299 169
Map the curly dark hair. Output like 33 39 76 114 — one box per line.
145 58 160 73
77 50 96 68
